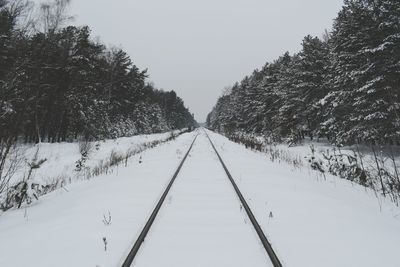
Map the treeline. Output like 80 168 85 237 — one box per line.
0 0 195 144
207 0 400 146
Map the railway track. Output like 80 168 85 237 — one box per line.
121 130 283 267
121 134 199 267
205 131 283 267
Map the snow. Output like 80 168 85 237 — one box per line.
362 42 390 53
357 76 383 93
276 137 400 179
9 130 184 187
133 132 270 267
0 129 399 267
207 130 400 267
0 131 196 267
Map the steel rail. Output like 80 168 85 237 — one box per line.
121 134 198 267
205 131 283 267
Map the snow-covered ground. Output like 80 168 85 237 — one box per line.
207 130 400 267
274 137 400 172
133 132 271 267
8 130 183 188
0 131 196 267
226 131 400 204
0 129 399 267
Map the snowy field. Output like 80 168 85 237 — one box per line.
226 131 400 205
276 138 400 172
0 131 196 267
207 130 400 267
6 130 184 188
0 129 399 267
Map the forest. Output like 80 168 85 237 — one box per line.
0 0 196 146
207 0 400 146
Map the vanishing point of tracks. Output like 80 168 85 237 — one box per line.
122 131 283 267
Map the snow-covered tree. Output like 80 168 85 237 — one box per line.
208 0 400 146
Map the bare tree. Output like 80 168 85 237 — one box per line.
222 85 233 96
0 0 30 199
8 0 34 31
36 0 72 34
321 29 331 43
0 138 24 196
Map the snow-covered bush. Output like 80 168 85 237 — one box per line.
306 145 326 179
0 141 24 197
226 131 400 205
1 148 47 210
75 139 93 172
90 129 190 178
226 132 303 169
321 148 368 186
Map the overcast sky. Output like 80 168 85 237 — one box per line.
38 0 344 122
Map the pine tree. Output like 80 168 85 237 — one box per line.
292 35 330 140
208 0 399 146
324 0 400 144
1 0 195 143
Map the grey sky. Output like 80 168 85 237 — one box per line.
43 0 344 121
